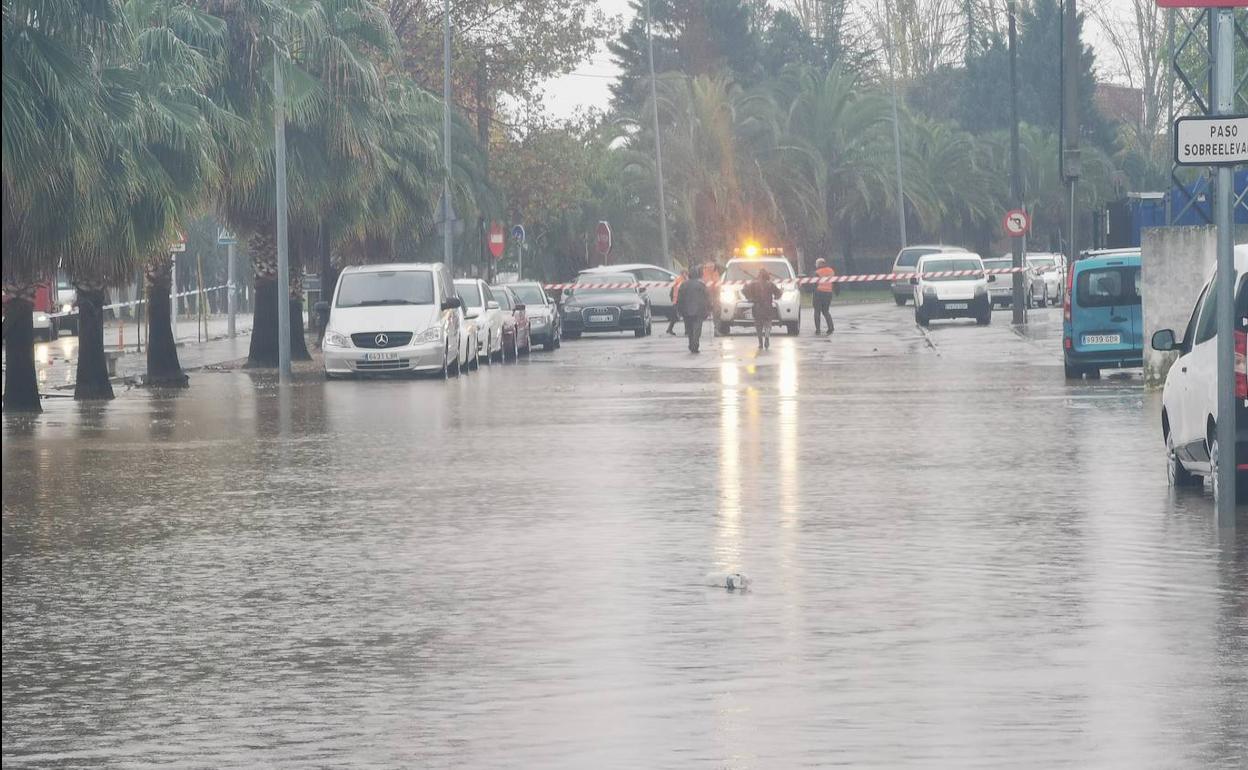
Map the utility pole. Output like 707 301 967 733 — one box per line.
273 24 292 382
645 0 672 271
1212 7 1237 523
170 252 178 342
442 0 455 274
1061 0 1081 268
1009 0 1024 325
883 6 907 248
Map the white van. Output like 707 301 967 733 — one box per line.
322 263 465 378
912 253 994 327
716 256 802 336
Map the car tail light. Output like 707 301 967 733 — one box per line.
1063 265 1074 322
1235 330 1247 400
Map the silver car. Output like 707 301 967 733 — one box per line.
1025 253 1066 307
507 281 561 351
984 257 1037 309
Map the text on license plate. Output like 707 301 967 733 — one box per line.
365 352 399 361
588 314 613 323
944 303 968 310
1083 334 1121 345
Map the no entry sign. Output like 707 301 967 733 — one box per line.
595 220 612 256
1174 114 1248 166
1002 209 1031 238
488 221 505 260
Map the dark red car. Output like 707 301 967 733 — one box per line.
492 285 532 361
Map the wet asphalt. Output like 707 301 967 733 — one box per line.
3 301 1246 768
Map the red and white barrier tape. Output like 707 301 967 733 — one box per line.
542 268 1027 291
47 284 232 318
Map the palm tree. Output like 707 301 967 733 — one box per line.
2 0 130 410
778 66 894 272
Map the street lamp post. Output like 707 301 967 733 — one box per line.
443 0 455 274
273 28 292 383
644 0 672 271
1212 7 1237 523
882 6 907 248
1009 0 1025 325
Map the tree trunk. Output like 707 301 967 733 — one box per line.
73 286 114 400
2 292 41 412
246 231 279 368
145 257 188 387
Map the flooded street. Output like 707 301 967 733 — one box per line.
4 302 1246 768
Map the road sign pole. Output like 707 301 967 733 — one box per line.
170 251 178 341
442 0 454 276
1212 6 1236 524
227 241 237 338
1009 0 1025 325
274 26 292 383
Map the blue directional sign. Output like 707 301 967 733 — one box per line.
511 224 526 244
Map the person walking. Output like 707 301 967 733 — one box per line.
702 260 722 336
813 257 837 334
666 269 687 335
677 268 710 353
742 268 782 350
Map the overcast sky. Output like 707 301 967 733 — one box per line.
536 0 1133 120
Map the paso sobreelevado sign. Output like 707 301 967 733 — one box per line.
1174 114 1248 167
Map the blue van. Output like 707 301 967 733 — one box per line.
1063 250 1143 379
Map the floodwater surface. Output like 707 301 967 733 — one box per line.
3 303 1245 768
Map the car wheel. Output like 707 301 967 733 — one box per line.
786 321 800 336
894 295 907 306
717 322 731 336
915 308 929 328
565 331 581 340
1166 432 1199 488
543 336 557 352
1064 361 1080 379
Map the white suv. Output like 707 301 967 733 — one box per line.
323 263 464 377
454 279 506 363
716 257 802 336
912 253 993 327
1152 244 1247 505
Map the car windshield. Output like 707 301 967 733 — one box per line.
895 247 943 268
725 260 793 281
920 259 983 280
983 259 1012 271
454 281 482 307
1076 266 1141 307
335 270 435 307
1028 256 1056 268
492 289 514 310
509 285 547 305
570 274 636 295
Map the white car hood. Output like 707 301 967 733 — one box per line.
329 305 439 335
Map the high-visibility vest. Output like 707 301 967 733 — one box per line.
815 265 836 293
671 274 686 302
702 263 718 284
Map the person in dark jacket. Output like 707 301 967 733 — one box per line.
742 268 782 349
676 268 710 353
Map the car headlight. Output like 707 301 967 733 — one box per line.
562 305 580 316
34 313 48 323
324 330 351 348
720 288 737 304
975 285 988 297
414 326 442 344
922 286 937 298
621 302 641 311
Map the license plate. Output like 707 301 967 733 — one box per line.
945 303 968 310
365 352 399 361
740 308 753 320
588 314 612 323
1083 334 1121 345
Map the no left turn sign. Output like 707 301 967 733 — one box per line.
1003 209 1030 238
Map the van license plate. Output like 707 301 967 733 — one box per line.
365 352 399 361
588 314 612 323
1083 334 1121 345
944 303 968 310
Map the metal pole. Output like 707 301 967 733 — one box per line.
884 8 907 247
273 27 292 382
227 241 237 338
442 0 454 274
1212 7 1237 523
645 0 672 271
170 252 178 342
1062 0 1081 266
1009 1 1024 325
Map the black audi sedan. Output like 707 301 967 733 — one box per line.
560 272 653 339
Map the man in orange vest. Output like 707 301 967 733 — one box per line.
813 257 836 335
666 269 687 335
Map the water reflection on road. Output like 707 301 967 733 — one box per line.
3 303 1245 768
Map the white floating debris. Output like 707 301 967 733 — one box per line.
706 572 750 591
